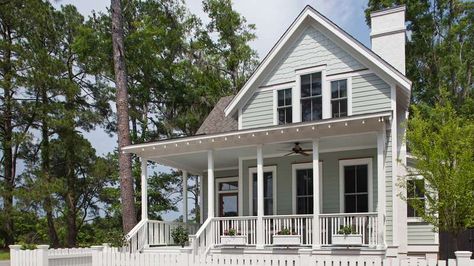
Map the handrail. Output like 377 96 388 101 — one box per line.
213 216 257 220
125 219 148 241
189 217 213 256
319 212 378 217
262 214 313 219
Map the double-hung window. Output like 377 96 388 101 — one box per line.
343 164 369 213
252 171 274 215
295 169 313 214
301 72 322 121
331 79 348 118
277 88 292 125
407 178 425 218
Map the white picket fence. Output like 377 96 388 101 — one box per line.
10 245 474 266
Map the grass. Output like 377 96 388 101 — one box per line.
0 250 10 261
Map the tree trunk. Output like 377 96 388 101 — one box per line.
111 0 137 233
1 27 15 246
40 88 60 248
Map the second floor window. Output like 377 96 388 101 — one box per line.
277 88 292 124
301 72 322 121
407 178 425 218
331 79 348 118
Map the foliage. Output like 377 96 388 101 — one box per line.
337 225 357 235
277 228 294 235
405 99 474 240
0 250 9 261
223 228 238 236
171 226 189 247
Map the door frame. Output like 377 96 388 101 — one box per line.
215 177 239 217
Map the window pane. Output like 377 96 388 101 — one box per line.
311 73 322 96
345 195 356 213
414 179 424 197
301 74 311 97
339 99 347 117
344 166 356 193
356 165 368 193
312 97 322 120
286 108 292 123
285 89 292 105
297 169 313 196
219 181 238 191
278 109 286 125
357 194 368 212
264 199 273 215
278 90 285 106
302 99 312 121
264 172 273 198
332 100 340 118
331 81 338 99
339 80 347 97
297 198 307 214
407 204 415 217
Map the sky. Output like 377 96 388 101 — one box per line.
49 0 371 219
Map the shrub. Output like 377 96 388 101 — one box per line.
171 226 189 247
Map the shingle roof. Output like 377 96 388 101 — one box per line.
196 96 237 135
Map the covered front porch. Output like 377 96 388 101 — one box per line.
123 112 391 253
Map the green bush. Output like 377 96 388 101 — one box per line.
171 226 189 247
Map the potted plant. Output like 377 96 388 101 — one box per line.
220 228 247 245
272 228 301 246
331 225 363 246
171 225 189 247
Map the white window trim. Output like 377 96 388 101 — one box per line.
339 158 373 213
294 65 327 122
406 174 426 223
291 162 323 214
248 165 277 216
215 176 239 217
326 76 353 117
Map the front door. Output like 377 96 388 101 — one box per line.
216 178 239 217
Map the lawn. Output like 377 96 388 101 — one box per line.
0 250 9 261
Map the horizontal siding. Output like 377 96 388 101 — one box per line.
408 223 436 245
241 90 273 129
263 26 365 86
352 73 391 115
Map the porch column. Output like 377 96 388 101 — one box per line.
207 150 215 218
141 158 148 221
182 170 188 223
312 139 321 249
256 144 264 249
377 130 386 248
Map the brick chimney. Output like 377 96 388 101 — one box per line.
370 6 406 74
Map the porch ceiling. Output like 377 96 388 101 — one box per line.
123 111 391 174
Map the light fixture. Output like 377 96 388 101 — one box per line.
362 120 365 124
344 122 348 126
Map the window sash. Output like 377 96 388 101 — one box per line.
252 172 274 216
407 179 425 218
301 72 322 121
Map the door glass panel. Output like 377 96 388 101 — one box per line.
296 169 313 214
219 181 238 191
252 171 274 215
220 194 238 217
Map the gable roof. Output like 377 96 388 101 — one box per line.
224 5 411 116
196 96 237 135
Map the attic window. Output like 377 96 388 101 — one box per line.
277 88 292 125
301 72 322 122
331 79 348 118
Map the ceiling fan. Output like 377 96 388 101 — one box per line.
283 142 312 156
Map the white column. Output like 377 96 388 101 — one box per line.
207 150 215 218
182 170 188 223
199 175 204 224
141 158 148 221
312 139 321 249
377 130 386 249
256 144 264 249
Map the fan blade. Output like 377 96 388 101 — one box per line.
299 151 310 156
301 149 313 152
284 152 295 156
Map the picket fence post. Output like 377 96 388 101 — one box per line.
37 245 49 266
91 245 105 266
9 245 21 266
455 251 472 266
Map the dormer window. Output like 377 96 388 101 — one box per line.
331 79 348 118
277 88 292 125
301 72 322 122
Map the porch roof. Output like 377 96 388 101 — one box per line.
123 111 391 174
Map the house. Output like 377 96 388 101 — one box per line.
122 5 438 260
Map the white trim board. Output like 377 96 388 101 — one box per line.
248 166 278 216
338 158 374 213
291 162 323 214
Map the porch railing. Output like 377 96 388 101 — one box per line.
125 220 199 252
263 215 313 246
213 216 258 245
319 212 378 246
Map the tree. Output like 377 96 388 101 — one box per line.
111 0 137 233
405 99 474 251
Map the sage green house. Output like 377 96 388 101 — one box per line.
123 5 437 260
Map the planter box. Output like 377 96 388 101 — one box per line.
332 234 363 246
220 235 247 246
272 235 301 246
